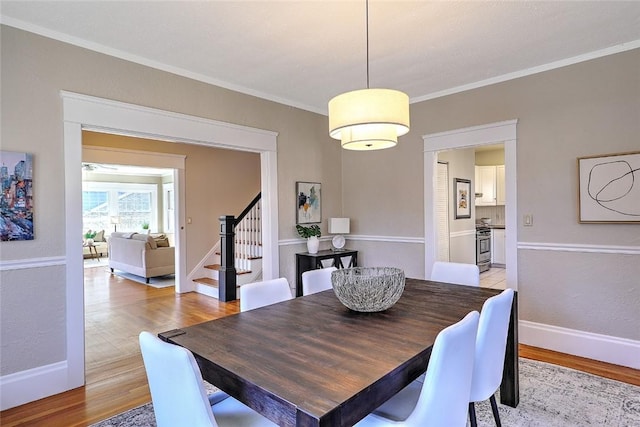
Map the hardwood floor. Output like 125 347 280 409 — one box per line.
1 267 638 426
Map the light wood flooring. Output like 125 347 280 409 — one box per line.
1 266 638 426
480 266 507 289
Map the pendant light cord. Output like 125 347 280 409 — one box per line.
366 0 370 89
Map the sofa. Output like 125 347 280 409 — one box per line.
83 229 108 258
108 232 175 283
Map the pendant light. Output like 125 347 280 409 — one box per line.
328 0 410 151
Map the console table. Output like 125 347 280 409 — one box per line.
295 249 358 297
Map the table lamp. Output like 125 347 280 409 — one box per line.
328 218 350 251
110 216 120 232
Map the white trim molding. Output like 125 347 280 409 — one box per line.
59 91 280 410
346 235 425 244
518 242 640 255
519 320 640 370
0 257 66 271
278 235 425 246
0 362 68 411
424 120 518 285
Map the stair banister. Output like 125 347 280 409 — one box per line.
218 193 262 302
218 215 237 302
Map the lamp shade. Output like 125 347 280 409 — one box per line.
328 88 410 151
328 218 350 234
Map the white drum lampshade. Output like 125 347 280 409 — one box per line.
328 88 410 151
328 218 350 250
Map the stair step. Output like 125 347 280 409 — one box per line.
204 264 252 275
193 277 218 287
212 253 263 260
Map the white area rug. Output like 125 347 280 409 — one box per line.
112 270 175 289
91 358 640 426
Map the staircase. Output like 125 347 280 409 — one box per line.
191 194 262 300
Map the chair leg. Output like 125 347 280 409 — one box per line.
468 402 477 427
489 395 502 427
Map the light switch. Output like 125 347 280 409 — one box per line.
524 214 533 226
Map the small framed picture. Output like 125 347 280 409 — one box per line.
454 178 471 219
296 181 321 224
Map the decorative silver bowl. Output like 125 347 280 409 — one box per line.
331 267 405 312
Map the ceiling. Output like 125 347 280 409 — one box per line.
2 1 639 115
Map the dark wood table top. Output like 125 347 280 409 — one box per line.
160 278 514 427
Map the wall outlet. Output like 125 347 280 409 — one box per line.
524 214 533 226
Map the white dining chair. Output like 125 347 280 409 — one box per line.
240 277 293 312
430 261 480 287
468 288 515 427
302 266 337 295
354 310 480 427
138 331 276 427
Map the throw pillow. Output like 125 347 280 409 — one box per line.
94 230 105 242
155 237 170 247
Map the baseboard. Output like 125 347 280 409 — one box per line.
519 320 640 369
0 361 74 411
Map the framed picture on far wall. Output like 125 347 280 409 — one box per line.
454 178 471 219
296 181 321 224
577 151 640 223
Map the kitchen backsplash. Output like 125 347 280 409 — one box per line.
476 205 506 226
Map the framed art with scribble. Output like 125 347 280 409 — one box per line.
577 151 640 223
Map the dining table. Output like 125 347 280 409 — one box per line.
159 278 519 427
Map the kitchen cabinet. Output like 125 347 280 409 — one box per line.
496 165 505 205
492 228 506 266
475 165 505 206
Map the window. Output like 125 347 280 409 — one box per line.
82 182 158 233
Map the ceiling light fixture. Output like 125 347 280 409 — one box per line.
328 0 410 151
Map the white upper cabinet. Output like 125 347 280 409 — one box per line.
475 165 505 206
496 165 506 205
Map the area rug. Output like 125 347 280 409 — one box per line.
112 271 175 289
91 358 640 427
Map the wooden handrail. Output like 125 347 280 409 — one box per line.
235 192 261 225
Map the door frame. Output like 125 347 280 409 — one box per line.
62 91 279 390
423 120 517 287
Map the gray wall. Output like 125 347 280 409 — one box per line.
344 48 640 342
437 148 476 263
1 24 639 398
0 25 341 376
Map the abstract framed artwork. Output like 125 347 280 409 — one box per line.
296 181 321 224
454 178 471 219
577 151 640 223
1 151 34 241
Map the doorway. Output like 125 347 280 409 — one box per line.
423 120 518 289
62 91 279 393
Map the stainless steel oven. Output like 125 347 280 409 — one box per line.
476 226 491 273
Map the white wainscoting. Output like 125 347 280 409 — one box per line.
518 240 640 370
520 320 640 369
0 257 69 410
0 361 69 411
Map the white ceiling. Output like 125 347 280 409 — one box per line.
2 1 639 115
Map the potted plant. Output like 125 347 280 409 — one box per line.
84 230 96 245
296 224 321 254
141 221 150 234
